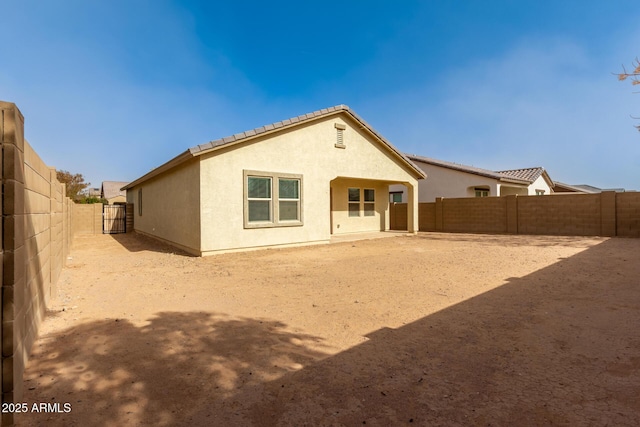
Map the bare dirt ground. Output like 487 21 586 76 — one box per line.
16 232 640 426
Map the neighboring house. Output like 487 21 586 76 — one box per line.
122 105 425 256
101 181 129 204
553 182 627 193
553 182 600 193
496 167 554 196
389 155 554 202
87 187 101 197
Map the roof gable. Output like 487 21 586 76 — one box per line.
496 167 544 182
190 105 348 155
124 105 425 190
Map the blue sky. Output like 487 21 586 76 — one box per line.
2 0 639 190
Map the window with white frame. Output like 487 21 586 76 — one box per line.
475 188 489 197
535 189 545 195
348 188 376 217
278 178 300 221
348 188 360 217
244 171 302 228
247 176 272 222
364 189 375 216
389 191 403 203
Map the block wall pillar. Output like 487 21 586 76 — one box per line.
506 195 518 234
435 197 444 232
600 191 617 237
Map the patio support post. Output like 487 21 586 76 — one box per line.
407 183 418 234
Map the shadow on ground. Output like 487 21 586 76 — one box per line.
108 233 195 256
19 238 640 426
19 313 327 426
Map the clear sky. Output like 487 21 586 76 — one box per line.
2 1 639 190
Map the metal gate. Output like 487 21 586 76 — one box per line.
103 204 126 234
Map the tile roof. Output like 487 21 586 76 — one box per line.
123 105 425 190
496 167 545 183
553 182 596 193
102 181 129 199
406 154 531 184
189 105 351 155
564 184 626 193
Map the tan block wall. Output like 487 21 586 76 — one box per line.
616 192 640 237
390 192 639 238
517 193 602 236
389 203 408 230
73 204 103 235
390 202 436 231
1 101 74 425
73 203 134 235
441 197 508 233
419 203 436 231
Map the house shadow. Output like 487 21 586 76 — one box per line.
18 238 640 426
108 232 196 256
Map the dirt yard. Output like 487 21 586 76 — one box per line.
15 232 640 426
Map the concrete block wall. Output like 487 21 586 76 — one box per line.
616 192 640 237
73 204 103 234
72 203 134 235
1 102 26 427
126 203 134 232
1 101 73 426
418 202 436 231
389 203 407 231
392 192 639 237
439 196 508 233
517 193 602 236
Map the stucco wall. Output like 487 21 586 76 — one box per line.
107 195 126 204
499 185 528 196
127 159 201 254
198 114 419 254
390 161 502 202
526 175 553 196
330 178 389 234
389 161 556 201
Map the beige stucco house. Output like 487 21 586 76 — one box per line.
389 155 554 202
123 105 425 256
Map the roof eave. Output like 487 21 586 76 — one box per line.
190 107 426 180
122 150 194 190
342 112 426 180
407 155 505 181
498 177 531 185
